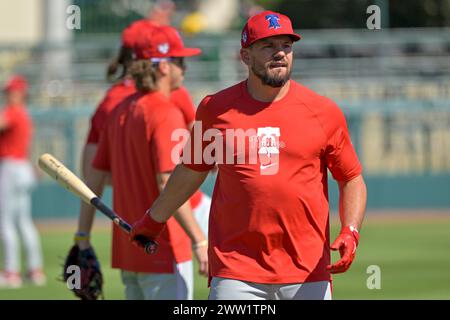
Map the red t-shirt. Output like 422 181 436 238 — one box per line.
87 81 203 208
0 105 32 160
183 80 362 284
93 91 191 273
86 80 135 144
87 84 196 144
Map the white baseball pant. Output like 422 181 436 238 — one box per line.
0 159 44 273
209 277 332 300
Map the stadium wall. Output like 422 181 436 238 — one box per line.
28 104 450 219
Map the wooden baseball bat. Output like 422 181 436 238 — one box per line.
38 153 158 254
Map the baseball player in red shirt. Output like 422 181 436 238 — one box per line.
83 20 195 179
79 21 210 245
0 75 46 288
77 25 208 300
131 11 367 300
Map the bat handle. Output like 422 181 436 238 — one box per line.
90 198 159 255
133 235 159 255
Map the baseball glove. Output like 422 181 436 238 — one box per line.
63 245 103 300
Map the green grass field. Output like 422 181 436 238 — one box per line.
1 214 449 300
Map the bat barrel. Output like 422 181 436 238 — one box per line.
38 153 158 255
38 153 96 204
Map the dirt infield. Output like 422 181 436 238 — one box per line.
34 209 450 233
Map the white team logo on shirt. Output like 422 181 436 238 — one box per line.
171 123 284 176
257 127 280 175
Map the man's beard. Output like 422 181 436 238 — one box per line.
251 61 291 88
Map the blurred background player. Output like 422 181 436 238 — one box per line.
76 25 208 300
81 23 137 180
0 75 46 288
82 18 210 238
83 0 177 182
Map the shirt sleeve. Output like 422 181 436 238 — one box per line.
92 118 111 172
181 95 216 172
86 96 111 144
170 86 196 126
322 99 362 182
151 105 187 173
86 109 103 144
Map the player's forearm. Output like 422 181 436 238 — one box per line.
76 168 107 235
151 164 209 222
77 202 97 236
81 143 97 179
337 174 367 231
83 143 112 185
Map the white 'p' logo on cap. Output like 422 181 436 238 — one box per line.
158 43 169 54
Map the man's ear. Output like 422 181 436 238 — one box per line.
240 48 250 66
157 60 170 76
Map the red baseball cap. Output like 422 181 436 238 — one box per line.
121 19 157 48
134 25 201 59
241 11 301 48
3 75 28 93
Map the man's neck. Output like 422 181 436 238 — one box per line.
246 74 291 103
157 78 171 98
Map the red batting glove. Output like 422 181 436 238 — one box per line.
130 210 166 249
327 225 360 274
